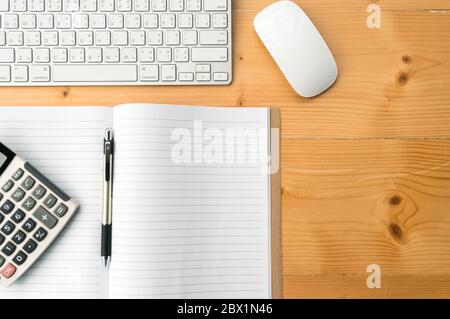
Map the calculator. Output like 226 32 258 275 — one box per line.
0 142 79 287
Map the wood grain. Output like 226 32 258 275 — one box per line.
1 0 450 298
282 139 450 297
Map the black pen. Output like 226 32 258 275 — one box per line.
101 129 114 267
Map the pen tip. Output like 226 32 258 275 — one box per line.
102 257 110 267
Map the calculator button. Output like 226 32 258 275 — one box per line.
0 214 3 224
0 193 3 201
0 255 4 267
23 239 37 254
12 188 26 202
1 200 15 214
22 197 37 211
44 194 57 209
33 206 58 229
32 185 47 200
12 169 24 181
11 209 26 224
2 180 14 193
0 234 4 246
2 241 16 256
33 227 48 242
13 251 27 266
54 203 68 218
22 218 37 233
1 221 15 236
0 263 16 279
12 230 26 245
21 176 36 190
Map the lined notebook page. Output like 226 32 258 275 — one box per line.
0 107 111 299
109 104 271 299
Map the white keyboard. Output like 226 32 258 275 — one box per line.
0 0 232 86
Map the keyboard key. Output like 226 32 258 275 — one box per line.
0 263 17 279
81 0 97 12
156 48 171 62
12 230 26 245
135 0 150 11
213 72 229 81
12 0 28 12
212 13 228 28
199 30 228 45
22 218 37 233
22 197 37 211
196 72 211 81
33 206 58 229
12 251 27 266
2 242 16 256
117 0 132 12
23 239 37 254
195 64 210 73
139 47 154 62
169 0 184 11
0 234 4 246
205 0 228 11
1 221 16 235
3 14 19 29
0 255 4 267
192 47 228 62
11 188 25 202
53 48 68 63
2 180 14 192
30 65 51 82
54 203 68 217
174 47 188 62
179 72 194 81
195 13 210 28
13 65 29 82
33 227 48 242
21 176 36 190
11 209 26 223
0 66 11 82
152 0 167 12
30 0 45 12
1 200 15 214
186 0 201 12
32 185 47 200
0 49 15 63
53 65 138 82
99 0 114 11
140 64 159 81
64 0 81 12
0 214 3 224
161 64 176 81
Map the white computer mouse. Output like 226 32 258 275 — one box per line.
254 1 338 98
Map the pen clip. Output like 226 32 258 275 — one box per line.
104 129 114 182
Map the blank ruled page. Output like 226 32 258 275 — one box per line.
109 104 271 299
0 107 111 298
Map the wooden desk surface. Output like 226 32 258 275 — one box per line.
1 0 450 298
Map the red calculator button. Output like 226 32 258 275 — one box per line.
0 263 17 279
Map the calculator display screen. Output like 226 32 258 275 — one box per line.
0 143 16 176
0 152 6 167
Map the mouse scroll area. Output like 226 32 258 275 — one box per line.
254 0 338 98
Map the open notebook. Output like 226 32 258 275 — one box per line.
0 104 281 299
